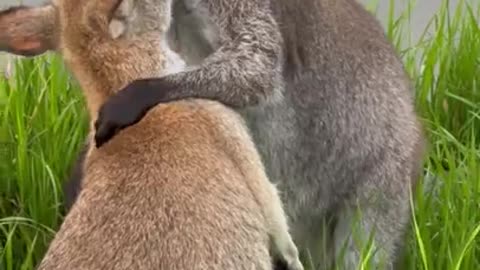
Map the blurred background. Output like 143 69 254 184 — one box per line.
0 0 462 74
0 0 462 40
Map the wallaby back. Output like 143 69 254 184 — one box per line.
0 0 303 269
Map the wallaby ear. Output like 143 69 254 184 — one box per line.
0 5 59 57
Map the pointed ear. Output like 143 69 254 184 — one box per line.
0 5 59 57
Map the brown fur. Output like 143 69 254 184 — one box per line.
0 0 303 269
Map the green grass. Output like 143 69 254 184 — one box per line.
1 0 479 269
0 56 88 269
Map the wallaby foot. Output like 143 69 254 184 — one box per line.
265 183 304 270
274 231 303 270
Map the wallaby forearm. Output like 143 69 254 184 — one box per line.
122 6 284 109
167 35 284 108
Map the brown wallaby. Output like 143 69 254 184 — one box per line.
0 1 304 269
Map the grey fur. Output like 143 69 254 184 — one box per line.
151 0 426 269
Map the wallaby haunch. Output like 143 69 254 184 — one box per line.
0 1 303 269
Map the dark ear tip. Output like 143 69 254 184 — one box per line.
0 40 48 57
11 47 48 57
13 51 47 57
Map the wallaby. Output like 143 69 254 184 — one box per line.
0 0 426 269
0 1 304 269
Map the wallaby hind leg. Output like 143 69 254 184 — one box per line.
332 176 412 270
262 182 304 270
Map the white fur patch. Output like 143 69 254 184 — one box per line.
160 39 187 76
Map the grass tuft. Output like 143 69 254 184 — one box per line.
0 55 88 270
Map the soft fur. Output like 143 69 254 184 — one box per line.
0 0 303 269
